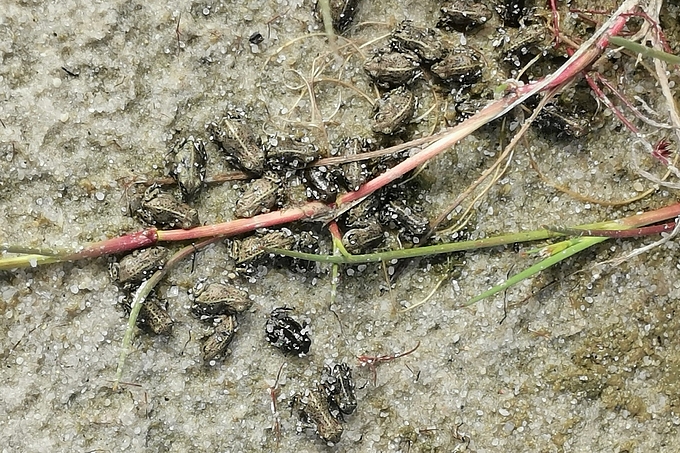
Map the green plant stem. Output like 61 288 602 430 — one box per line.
3 198 679 272
0 254 65 269
0 244 68 256
461 236 608 307
317 0 336 45
269 229 566 264
267 202 680 265
113 236 221 389
609 36 680 64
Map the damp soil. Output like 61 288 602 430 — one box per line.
1 1 680 452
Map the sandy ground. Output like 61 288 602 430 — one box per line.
2 0 680 452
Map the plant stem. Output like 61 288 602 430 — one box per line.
113 236 221 389
609 36 680 64
267 201 680 265
0 203 330 270
270 229 565 264
546 221 677 238
338 0 638 208
461 236 608 307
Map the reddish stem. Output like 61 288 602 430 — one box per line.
595 73 659 127
60 202 331 261
584 71 639 133
158 202 331 242
622 10 673 54
357 341 420 386
551 221 677 238
338 96 514 206
561 46 639 134
549 0 561 44
517 11 629 94
327 221 343 241
67 229 158 259
340 5 631 210
621 201 680 227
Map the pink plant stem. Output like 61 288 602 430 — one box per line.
519 2 632 94
620 201 680 227
561 45 640 134
58 202 331 262
82 1 639 253
623 10 673 53
549 0 561 43
603 221 677 237
327 221 343 241
584 72 639 133
66 229 158 259
554 221 677 238
338 97 514 205
158 201 331 242
595 73 652 125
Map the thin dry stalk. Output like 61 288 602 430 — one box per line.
426 89 559 239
